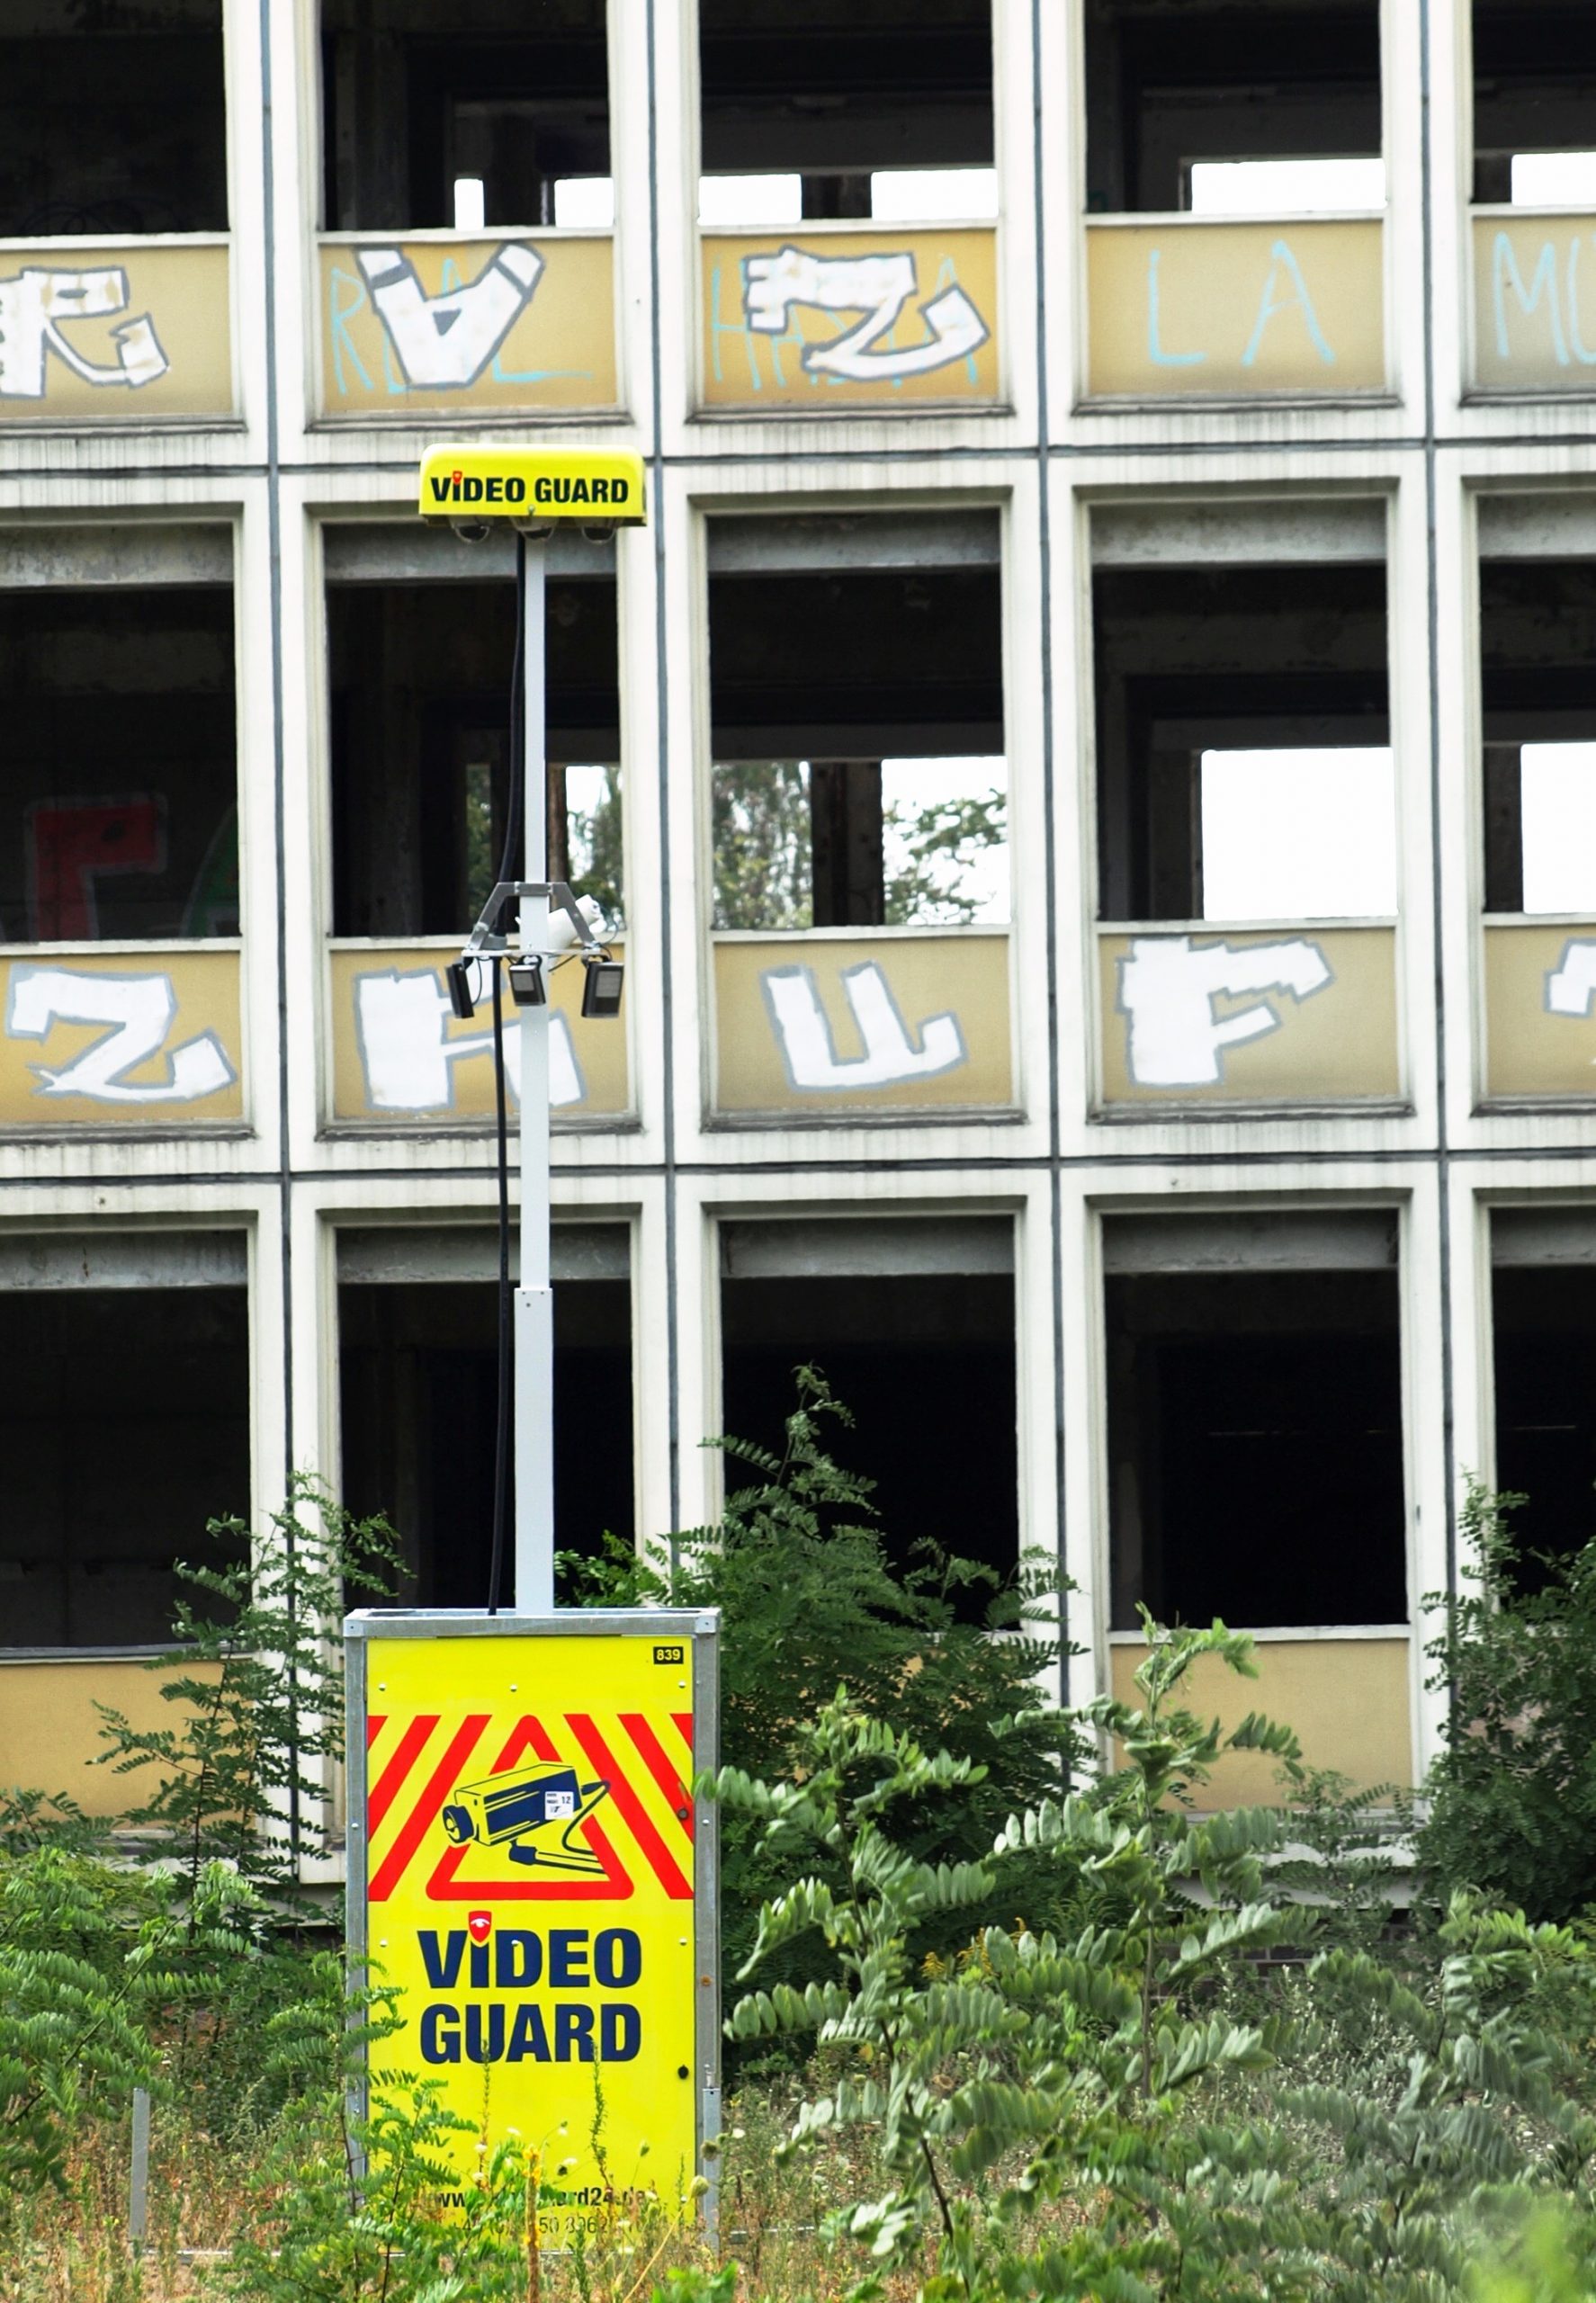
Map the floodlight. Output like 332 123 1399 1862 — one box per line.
445 960 477 1019
507 954 546 1008
580 957 624 1020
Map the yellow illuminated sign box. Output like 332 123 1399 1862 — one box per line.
417 444 647 524
345 1609 718 2243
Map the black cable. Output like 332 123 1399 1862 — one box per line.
500 531 527 889
487 954 512 1616
486 531 530 1613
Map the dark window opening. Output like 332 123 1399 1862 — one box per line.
699 0 992 223
1093 560 1389 922
321 0 610 232
1480 559 1596 916
0 586 238 944
1472 5 1596 205
1084 0 1382 216
1107 1258 1406 1629
0 1 227 237
338 1275 632 1608
1493 1263 1596 1589
720 1265 1018 1601
0 1285 248 1648
708 524 1006 931
327 564 621 939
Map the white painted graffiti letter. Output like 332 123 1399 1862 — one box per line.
762 962 965 1091
353 969 585 1112
1546 939 1596 1018
357 245 544 389
5 966 233 1103
741 246 988 381
1116 935 1332 1088
0 268 169 399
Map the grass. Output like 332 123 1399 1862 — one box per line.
0 2083 955 2303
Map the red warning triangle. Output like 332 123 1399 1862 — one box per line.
420 1713 634 1903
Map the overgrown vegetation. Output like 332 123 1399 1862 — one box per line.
1418 1479 1596 1924
561 1368 1087 2006
11 1420 1596 2296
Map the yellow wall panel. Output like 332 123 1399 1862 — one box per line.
1109 1637 1413 1806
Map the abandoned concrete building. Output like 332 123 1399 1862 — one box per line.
4 0 1596 1824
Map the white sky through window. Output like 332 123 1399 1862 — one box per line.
1188 157 1386 215
452 176 486 231
1199 748 1397 920
698 174 802 225
553 176 615 228
1520 744 1596 913
700 169 999 227
870 167 999 220
1511 152 1596 206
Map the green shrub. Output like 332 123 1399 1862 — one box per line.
564 1368 1088 2008
1420 1483 1596 1922
94 1471 403 1899
715 1617 1596 2301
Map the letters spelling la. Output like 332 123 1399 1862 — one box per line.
416 1923 644 2067
428 470 630 507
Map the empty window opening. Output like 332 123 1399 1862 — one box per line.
708 516 1006 933
327 541 620 939
698 0 992 227
719 1220 1018 1598
0 580 238 944
338 1252 632 1607
1093 558 1390 922
0 0 227 237
1084 1 1382 214
1481 557 1596 915
1473 5 1596 204
1493 1256 1596 1589
1105 1217 1406 1630
0 1267 248 1648
322 0 610 232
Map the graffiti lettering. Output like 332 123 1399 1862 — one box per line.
25 797 166 942
761 962 965 1091
357 245 544 389
0 267 168 399
1116 935 1332 1088
5 965 234 1103
741 246 988 381
353 969 584 1113
1142 237 1335 374
1546 939 1596 1017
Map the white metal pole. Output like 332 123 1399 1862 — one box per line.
516 538 555 1610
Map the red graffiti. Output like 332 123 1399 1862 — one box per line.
26 797 166 940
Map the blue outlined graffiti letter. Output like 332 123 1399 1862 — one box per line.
0 268 168 399
5 965 233 1103
353 969 585 1112
1116 935 1332 1088
741 246 988 381
761 962 965 1091
357 245 544 390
